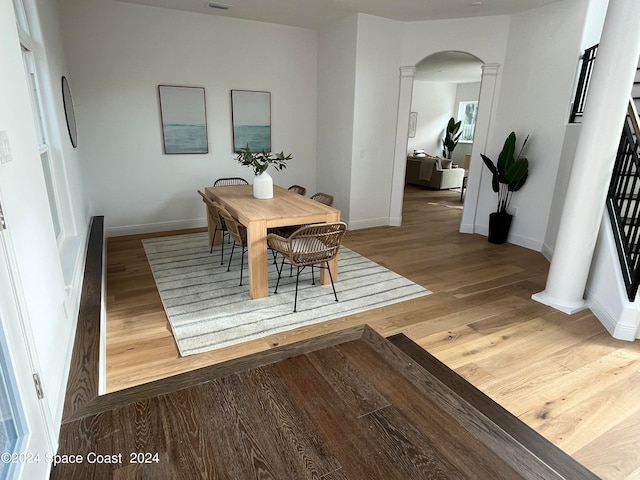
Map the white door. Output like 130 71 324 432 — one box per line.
0 205 53 479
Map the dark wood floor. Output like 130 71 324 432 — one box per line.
51 325 597 479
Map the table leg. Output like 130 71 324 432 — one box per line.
247 220 268 299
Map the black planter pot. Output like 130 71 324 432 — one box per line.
488 212 513 244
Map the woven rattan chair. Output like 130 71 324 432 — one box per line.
267 222 347 312
216 203 248 286
213 177 249 187
197 190 228 264
310 192 335 207
287 184 307 196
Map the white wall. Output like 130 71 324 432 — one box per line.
473 0 591 250
1 0 91 447
59 0 319 236
402 16 511 67
317 15 358 221
407 81 457 156
349 14 403 228
587 215 640 341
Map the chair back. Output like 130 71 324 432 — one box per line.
215 203 246 245
288 185 307 196
310 192 335 207
463 154 471 171
213 177 249 187
198 190 224 228
286 222 347 266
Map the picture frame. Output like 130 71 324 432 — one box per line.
158 85 208 154
231 90 271 152
408 112 417 138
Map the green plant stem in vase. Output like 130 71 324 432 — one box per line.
235 145 291 176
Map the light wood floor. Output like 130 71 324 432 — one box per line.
107 185 640 480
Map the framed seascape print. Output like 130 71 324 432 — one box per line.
231 90 271 152
158 85 208 154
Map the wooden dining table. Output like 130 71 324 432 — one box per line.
204 185 341 299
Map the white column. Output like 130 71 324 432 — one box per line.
533 0 640 314
388 66 416 226
460 63 500 234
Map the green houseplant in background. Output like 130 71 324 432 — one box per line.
442 117 462 159
235 145 292 199
480 131 529 244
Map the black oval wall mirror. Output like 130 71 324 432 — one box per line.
62 76 78 148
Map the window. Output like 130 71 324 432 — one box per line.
14 0 64 241
457 101 478 143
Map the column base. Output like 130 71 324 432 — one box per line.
531 291 590 315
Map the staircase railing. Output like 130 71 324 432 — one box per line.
569 44 598 123
607 100 640 301
571 44 640 301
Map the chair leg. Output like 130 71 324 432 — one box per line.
326 261 338 302
239 245 245 286
293 266 301 313
220 231 225 265
274 256 286 294
210 226 218 254
227 242 236 272
311 265 315 285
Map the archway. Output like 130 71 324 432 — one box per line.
389 51 499 235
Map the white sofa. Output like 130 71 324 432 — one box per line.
405 155 465 190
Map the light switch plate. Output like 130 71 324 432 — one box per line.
0 131 12 164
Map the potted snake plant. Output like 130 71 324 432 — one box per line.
480 131 529 244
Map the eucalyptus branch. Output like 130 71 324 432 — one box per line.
235 145 292 176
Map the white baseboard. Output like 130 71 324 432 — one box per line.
388 216 402 227
587 292 638 341
459 223 543 252
541 243 553 262
459 223 475 234
508 232 543 252
346 217 390 230
106 218 207 237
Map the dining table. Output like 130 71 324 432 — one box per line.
204 185 341 299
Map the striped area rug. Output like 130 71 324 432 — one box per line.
143 232 431 356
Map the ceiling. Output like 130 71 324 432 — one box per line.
115 0 566 31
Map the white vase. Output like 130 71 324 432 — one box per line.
253 171 273 199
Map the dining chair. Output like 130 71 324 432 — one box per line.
267 222 347 312
197 190 228 265
216 203 248 286
310 192 335 207
271 191 335 252
213 177 249 187
288 184 307 196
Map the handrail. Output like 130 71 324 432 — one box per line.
607 98 640 301
570 44 598 123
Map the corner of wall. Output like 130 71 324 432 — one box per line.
586 214 640 341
